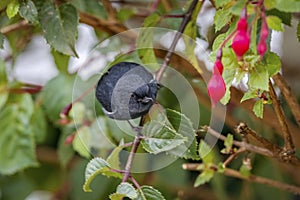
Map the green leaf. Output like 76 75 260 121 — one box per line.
198 140 214 164
266 15 284 31
0 33 4 49
6 0 19 19
19 0 38 24
266 9 291 26
221 134 233 154
0 58 8 110
36 1 78 56
73 126 91 159
194 170 214 187
239 163 251 177
166 109 199 160
109 182 138 200
0 94 38 175
58 127 75 167
212 33 226 52
83 157 111 192
141 120 186 154
42 74 75 123
264 0 276 10
253 99 264 118
214 8 232 32
265 52 281 77
274 0 300 12
137 13 160 69
30 105 48 143
249 63 269 91
230 0 247 16
215 0 231 8
51 50 70 73
107 140 125 170
116 8 135 22
240 89 258 102
136 186 166 200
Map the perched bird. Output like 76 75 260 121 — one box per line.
95 62 159 120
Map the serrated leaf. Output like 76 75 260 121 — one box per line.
84 157 111 192
166 109 199 160
0 33 4 49
266 15 284 31
73 126 91 159
253 99 264 118
109 182 138 200
6 0 19 19
265 52 281 77
198 140 214 164
19 0 38 24
0 94 38 175
241 90 258 102
36 1 78 56
136 186 166 200
214 8 232 32
212 33 226 52
266 9 291 26
194 170 214 187
137 13 160 68
42 74 75 123
249 63 269 91
141 120 186 154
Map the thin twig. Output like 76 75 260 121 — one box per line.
269 80 295 154
101 0 117 20
273 73 300 127
155 0 201 81
0 20 29 35
222 147 246 167
204 126 274 157
182 163 300 195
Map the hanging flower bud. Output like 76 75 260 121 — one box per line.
208 73 226 107
257 15 268 58
257 39 267 58
64 134 76 145
213 59 224 74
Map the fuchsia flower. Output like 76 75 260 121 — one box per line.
257 16 268 58
208 59 226 107
232 8 250 60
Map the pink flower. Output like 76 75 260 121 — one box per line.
257 39 267 58
208 64 226 107
232 30 250 59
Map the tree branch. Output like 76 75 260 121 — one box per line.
155 0 202 81
101 0 117 20
0 20 29 35
182 163 300 195
269 80 295 154
273 73 300 127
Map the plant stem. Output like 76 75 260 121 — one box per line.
269 80 295 154
182 163 300 195
155 0 201 81
273 73 300 127
0 20 28 35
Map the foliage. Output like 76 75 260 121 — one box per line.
1 0 300 199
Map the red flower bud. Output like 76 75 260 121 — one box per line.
257 39 267 58
60 103 73 119
213 59 224 74
260 21 269 41
237 18 248 32
232 30 250 59
208 72 226 107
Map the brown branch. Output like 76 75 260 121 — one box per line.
273 73 300 127
182 163 300 195
101 0 117 20
155 0 202 81
269 80 295 154
0 20 29 35
79 12 137 42
222 147 246 167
